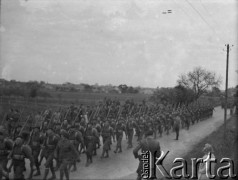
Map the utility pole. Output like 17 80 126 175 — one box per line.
224 44 229 139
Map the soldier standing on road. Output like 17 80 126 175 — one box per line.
174 115 181 140
133 130 161 180
56 130 79 180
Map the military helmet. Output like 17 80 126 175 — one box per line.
60 129 69 139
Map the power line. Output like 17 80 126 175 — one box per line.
183 0 227 44
199 0 231 42
172 0 227 49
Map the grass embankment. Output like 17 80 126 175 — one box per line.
181 114 237 179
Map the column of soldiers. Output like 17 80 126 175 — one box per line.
0 99 215 180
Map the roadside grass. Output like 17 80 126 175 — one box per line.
179 114 237 179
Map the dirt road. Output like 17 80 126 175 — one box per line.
16 106 227 180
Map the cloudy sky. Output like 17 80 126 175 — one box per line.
0 0 237 88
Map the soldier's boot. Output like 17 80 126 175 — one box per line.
100 150 105 158
85 157 90 167
2 169 9 180
54 162 60 171
93 149 97 156
68 163 72 171
48 167 56 180
33 167 41 176
90 156 93 163
118 146 122 153
71 163 77 172
60 169 64 180
114 147 118 153
175 132 179 140
64 168 69 180
43 168 50 180
105 150 109 158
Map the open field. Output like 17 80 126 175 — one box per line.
0 92 150 123
48 90 150 103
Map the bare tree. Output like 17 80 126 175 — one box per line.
177 66 222 99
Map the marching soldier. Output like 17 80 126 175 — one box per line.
133 130 161 180
101 121 112 158
114 120 124 153
28 124 44 177
0 128 13 180
56 130 79 180
136 120 144 142
10 134 36 180
126 119 134 149
68 125 84 172
42 127 59 180
84 123 96 167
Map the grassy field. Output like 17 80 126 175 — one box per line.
48 90 150 104
0 92 150 123
180 114 237 179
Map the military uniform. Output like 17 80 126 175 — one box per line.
133 130 161 180
68 126 84 171
11 136 35 180
84 124 96 166
29 126 44 176
114 121 124 153
126 120 134 149
101 122 112 158
0 130 13 180
56 130 79 180
42 129 59 180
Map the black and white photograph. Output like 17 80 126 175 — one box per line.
0 0 237 179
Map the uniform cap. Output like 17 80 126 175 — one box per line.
19 131 30 141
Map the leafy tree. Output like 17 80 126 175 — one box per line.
177 66 222 99
118 84 128 93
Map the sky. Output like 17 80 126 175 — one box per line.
0 0 237 88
